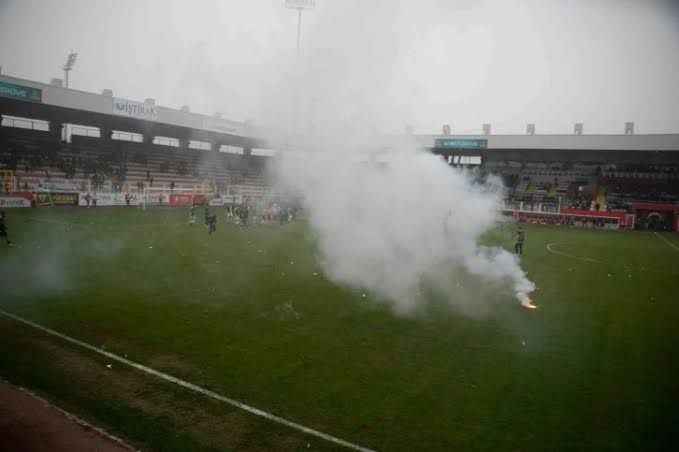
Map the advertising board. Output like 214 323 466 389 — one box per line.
112 97 158 120
78 192 139 207
0 196 31 208
35 192 79 206
0 80 42 103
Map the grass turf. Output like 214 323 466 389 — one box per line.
1 207 679 451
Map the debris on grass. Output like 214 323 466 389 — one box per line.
275 301 302 321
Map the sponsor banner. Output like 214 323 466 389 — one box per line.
285 0 315 9
0 196 31 208
19 177 85 193
169 194 207 207
209 197 225 207
112 97 158 120
434 138 487 150
0 80 42 103
35 192 79 207
560 208 626 220
560 208 635 229
78 192 139 207
10 192 34 201
217 195 242 205
169 194 193 207
631 202 679 213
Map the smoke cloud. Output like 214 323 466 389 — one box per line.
257 2 537 315
275 141 534 314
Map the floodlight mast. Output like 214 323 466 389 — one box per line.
62 51 78 88
285 0 315 57
284 1 315 144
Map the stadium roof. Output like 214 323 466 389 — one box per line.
417 133 679 152
0 74 261 147
3 74 679 153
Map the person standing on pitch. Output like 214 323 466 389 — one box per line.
208 213 217 235
0 211 12 246
515 226 525 255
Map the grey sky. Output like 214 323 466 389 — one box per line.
1 0 678 134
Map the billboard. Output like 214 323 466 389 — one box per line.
0 80 42 103
112 97 158 120
285 0 315 9
169 194 207 207
35 192 79 206
0 196 31 208
434 138 487 150
78 192 139 206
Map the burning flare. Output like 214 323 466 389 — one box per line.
517 292 537 309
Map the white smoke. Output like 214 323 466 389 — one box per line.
259 1 535 314
274 143 535 314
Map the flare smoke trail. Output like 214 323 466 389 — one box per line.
275 141 534 314
261 1 535 314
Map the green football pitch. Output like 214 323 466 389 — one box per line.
1 207 678 451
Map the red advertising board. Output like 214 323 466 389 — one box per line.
559 208 635 229
169 194 207 207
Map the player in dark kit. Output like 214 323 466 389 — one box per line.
239 204 249 228
0 211 12 246
208 214 217 235
515 227 525 255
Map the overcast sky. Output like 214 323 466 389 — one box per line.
1 0 678 134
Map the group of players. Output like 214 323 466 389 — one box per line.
189 205 218 234
188 203 253 235
187 200 297 235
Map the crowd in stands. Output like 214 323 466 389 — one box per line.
489 161 679 215
0 132 272 199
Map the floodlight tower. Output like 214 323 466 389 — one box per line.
62 51 78 88
285 0 315 57
285 1 315 144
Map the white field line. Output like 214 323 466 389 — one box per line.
654 232 679 252
0 309 375 452
545 243 602 264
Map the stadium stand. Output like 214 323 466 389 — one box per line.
2 73 679 231
1 131 272 200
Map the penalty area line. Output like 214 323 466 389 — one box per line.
545 243 602 263
654 232 679 252
0 309 375 452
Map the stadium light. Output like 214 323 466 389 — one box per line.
62 51 78 88
285 0 315 57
